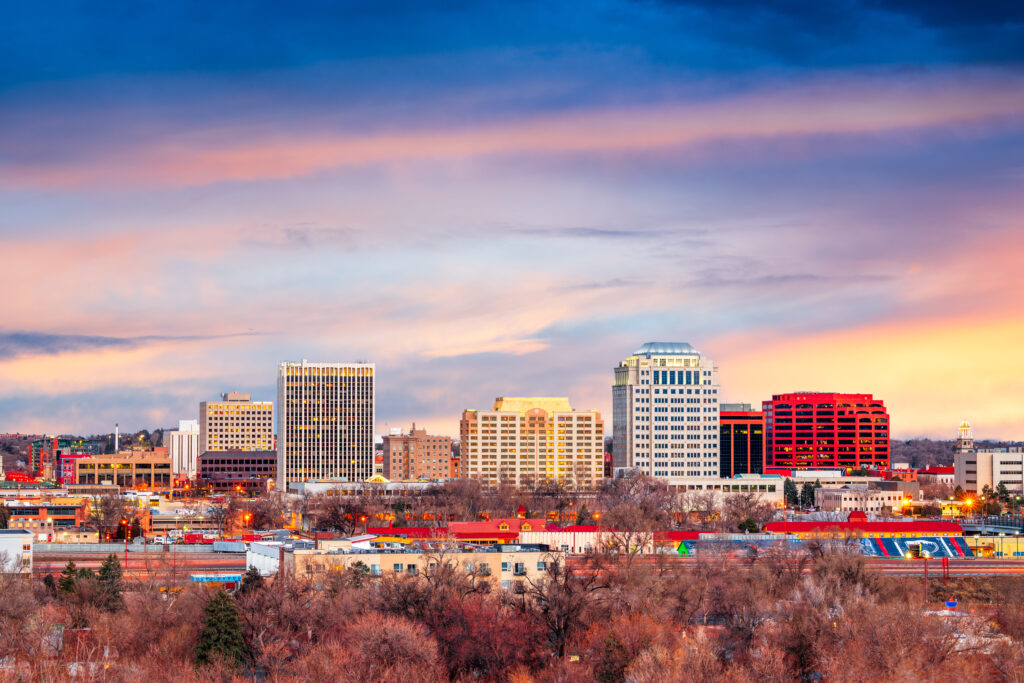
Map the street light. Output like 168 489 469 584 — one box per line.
120 518 130 570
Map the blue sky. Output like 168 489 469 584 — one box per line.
2 1 1024 438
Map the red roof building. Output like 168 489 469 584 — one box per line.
763 510 962 538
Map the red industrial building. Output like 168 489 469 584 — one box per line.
719 404 765 477
763 392 889 470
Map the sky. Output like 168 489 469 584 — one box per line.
2 0 1024 440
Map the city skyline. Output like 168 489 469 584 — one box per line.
3 2 1024 439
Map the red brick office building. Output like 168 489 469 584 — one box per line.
763 393 889 470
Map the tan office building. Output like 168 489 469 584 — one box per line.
200 392 274 453
74 451 173 488
382 424 455 481
460 397 604 490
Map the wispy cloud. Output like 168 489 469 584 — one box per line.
4 68 1024 189
0 331 263 360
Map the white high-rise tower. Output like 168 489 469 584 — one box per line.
167 419 200 479
276 360 375 489
612 342 719 479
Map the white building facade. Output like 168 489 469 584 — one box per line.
814 486 908 514
613 342 720 479
167 419 200 479
955 447 1024 495
277 360 375 489
0 529 33 574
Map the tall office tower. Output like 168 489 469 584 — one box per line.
199 392 274 453
167 419 200 479
277 360 375 489
382 424 455 481
720 404 765 478
763 392 889 470
461 397 604 490
612 342 719 478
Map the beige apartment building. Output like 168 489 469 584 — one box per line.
382 424 455 481
461 397 605 490
200 392 274 453
282 544 559 592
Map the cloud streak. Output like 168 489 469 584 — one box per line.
0 331 263 360
4 69 1024 189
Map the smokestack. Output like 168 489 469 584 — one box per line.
115 423 119 453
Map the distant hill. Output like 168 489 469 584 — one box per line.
890 439 1020 468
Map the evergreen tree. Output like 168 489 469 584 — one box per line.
42 574 58 597
996 483 1011 505
784 479 799 507
737 518 760 533
98 554 124 611
58 560 78 593
800 482 816 508
576 502 593 526
195 591 246 670
595 632 628 683
237 566 264 596
954 485 966 501
0 504 9 529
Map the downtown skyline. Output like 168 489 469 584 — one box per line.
3 1 1024 438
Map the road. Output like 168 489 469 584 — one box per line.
866 557 1024 576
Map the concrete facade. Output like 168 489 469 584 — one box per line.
167 419 200 479
0 529 33 574
200 393 273 453
956 447 1024 495
612 342 720 479
461 397 604 490
814 486 909 514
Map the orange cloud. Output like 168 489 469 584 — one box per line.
5 68 1024 188
716 314 1024 439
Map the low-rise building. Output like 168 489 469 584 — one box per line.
197 450 276 493
74 451 173 489
867 463 918 481
0 529 33 573
918 466 955 487
3 498 89 538
281 543 559 592
763 512 964 540
814 485 910 515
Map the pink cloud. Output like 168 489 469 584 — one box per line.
4 68 1024 189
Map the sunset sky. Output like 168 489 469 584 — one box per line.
2 1 1023 439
